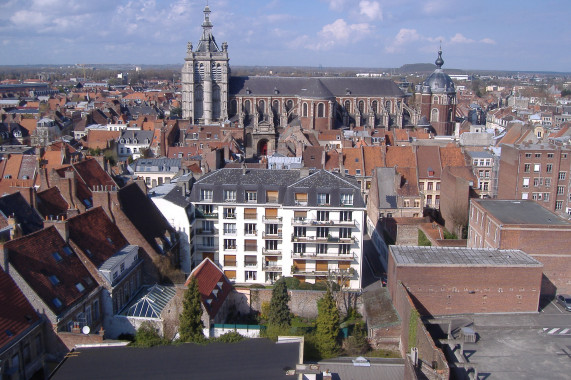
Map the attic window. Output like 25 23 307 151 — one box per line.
48 275 60 286
53 298 63 308
6 329 13 337
75 282 85 293
107 237 113 245
63 246 73 256
52 252 63 262
206 299 213 305
85 249 92 256
212 289 219 298
3 175 11 179
428 170 435 177
217 281 223 290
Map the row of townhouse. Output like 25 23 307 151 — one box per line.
189 168 365 289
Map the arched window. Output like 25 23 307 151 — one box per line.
212 84 221 119
286 99 293 111
229 99 237 117
258 100 265 116
317 103 325 118
431 108 439 122
244 100 251 115
358 100 364 114
194 85 203 119
385 100 391 112
344 100 351 113
434 96 439 105
272 100 279 114
302 103 308 117
372 101 378 114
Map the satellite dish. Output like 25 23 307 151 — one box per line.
82 326 91 335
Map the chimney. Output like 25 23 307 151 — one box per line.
321 149 326 169
0 242 7 271
45 218 69 242
323 370 332 380
300 167 310 178
7 215 18 240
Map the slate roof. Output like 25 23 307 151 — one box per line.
390 246 542 267
4 226 99 315
474 199 571 226
67 207 130 268
0 265 40 348
120 284 176 318
186 258 233 319
373 167 398 208
50 339 300 380
229 76 405 98
134 158 182 173
0 192 43 235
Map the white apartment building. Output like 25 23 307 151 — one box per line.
189 168 365 289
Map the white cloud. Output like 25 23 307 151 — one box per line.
322 0 348 11
480 38 496 45
450 33 475 44
310 19 372 50
359 1 383 21
386 28 421 53
423 0 453 14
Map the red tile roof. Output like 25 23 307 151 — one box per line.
416 146 442 179
439 146 467 168
67 207 129 268
36 187 70 220
0 265 40 348
4 226 98 315
186 258 232 319
386 146 416 168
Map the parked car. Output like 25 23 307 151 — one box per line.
556 294 571 311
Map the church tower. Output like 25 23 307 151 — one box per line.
181 6 229 124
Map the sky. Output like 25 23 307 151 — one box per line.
1 0 570 72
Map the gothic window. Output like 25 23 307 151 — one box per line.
448 108 454 122
212 84 221 119
344 100 351 113
212 63 222 81
195 85 204 119
302 103 308 117
286 99 293 111
431 108 439 122
258 100 265 116
244 100 251 115
358 100 364 114
372 100 378 114
272 100 279 114
317 103 325 118
229 99 237 117
385 100 391 112
434 96 439 105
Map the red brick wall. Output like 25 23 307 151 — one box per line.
497 144 519 199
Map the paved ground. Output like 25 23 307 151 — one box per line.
431 303 571 380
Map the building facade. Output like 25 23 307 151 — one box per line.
189 168 365 289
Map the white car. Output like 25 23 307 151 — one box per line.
556 294 571 311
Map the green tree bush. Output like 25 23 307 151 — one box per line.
267 278 291 328
316 289 340 358
132 321 167 347
179 276 205 343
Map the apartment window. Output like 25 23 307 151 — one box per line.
558 186 565 195
317 244 327 254
294 226 306 237
338 244 350 255
419 182 424 190
525 153 532 158
294 192 308 205
200 189 213 201
435 195 440 207
224 255 237 267
404 199 410 208
546 164 553 173
266 223 279 236
317 227 329 238
266 240 278 251
534 178 540 187
543 193 550 202
559 172 566 180
223 223 237 235
245 271 257 281
266 190 279 203
202 236 215 247
245 190 257 202
340 211 352 221
427 182 433 190
414 199 420 208
483 183 489 191
535 153 541 158
52 252 63 262
340 193 353 205
522 193 529 200
339 228 351 239
426 195 432 205
556 201 563 210
223 207 236 219
436 182 441 190
545 178 551 187
522 178 530 188
317 193 330 205
548 153 554 158
245 223 257 235
317 211 330 221
224 190 236 202
532 193 540 201
533 164 540 173
293 243 306 254
244 255 257 267
244 208 257 219
355 169 361 175
224 239 236 250
524 164 530 173
48 275 60 286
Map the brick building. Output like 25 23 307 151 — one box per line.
497 143 571 218
387 246 543 316
467 199 571 296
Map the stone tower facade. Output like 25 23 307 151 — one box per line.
181 6 229 124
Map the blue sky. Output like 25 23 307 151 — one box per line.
1 0 570 72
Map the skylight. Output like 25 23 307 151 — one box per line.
63 246 73 256
76 283 85 293
48 275 60 286
53 298 62 308
52 252 63 262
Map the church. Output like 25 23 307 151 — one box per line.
181 6 456 157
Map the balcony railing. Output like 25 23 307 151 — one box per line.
196 228 219 236
262 248 282 256
196 211 219 219
291 251 355 260
263 264 283 272
262 216 283 223
262 232 283 239
291 218 358 228
196 244 218 251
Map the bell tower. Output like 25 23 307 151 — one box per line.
181 5 229 124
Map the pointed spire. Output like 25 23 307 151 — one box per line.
196 4 219 52
435 45 444 69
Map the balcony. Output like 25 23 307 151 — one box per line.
262 248 282 256
267 196 279 204
196 227 219 236
262 231 283 239
291 218 358 228
263 263 283 272
291 251 355 261
196 244 218 251
196 210 219 219
262 216 283 223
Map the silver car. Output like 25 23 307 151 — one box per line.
556 294 571 311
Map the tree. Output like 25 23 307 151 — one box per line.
343 322 370 356
316 289 340 358
267 278 291 328
179 276 205 343
133 321 166 347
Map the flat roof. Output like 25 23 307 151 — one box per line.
51 339 300 380
474 199 571 226
390 246 542 266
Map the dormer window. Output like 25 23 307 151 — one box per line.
75 282 85 293
63 246 73 256
48 275 60 286
317 193 330 206
52 298 63 308
52 252 63 262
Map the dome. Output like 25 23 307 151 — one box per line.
422 50 455 95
